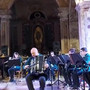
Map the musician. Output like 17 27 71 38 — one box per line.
46 51 59 80
0 52 5 79
82 48 90 90
0 52 9 79
62 48 76 87
24 47 47 90
71 47 90 89
8 52 22 82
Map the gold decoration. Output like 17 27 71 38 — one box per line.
34 26 43 44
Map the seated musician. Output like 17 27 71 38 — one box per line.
46 51 59 80
62 48 76 87
0 52 9 79
0 52 5 79
71 47 90 89
24 47 47 90
8 52 22 82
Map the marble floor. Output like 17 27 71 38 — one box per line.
0 77 89 90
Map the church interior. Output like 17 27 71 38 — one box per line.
0 0 90 90
0 0 79 56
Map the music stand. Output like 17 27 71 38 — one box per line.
8 59 21 67
47 55 65 90
59 54 70 64
70 53 86 67
58 54 78 88
8 59 21 84
0 56 9 78
0 57 9 65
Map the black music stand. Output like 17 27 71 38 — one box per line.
0 57 9 78
70 53 86 90
59 54 70 63
47 55 65 90
59 54 71 83
8 59 21 67
70 53 85 67
0 57 9 62
8 59 21 84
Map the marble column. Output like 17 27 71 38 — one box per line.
75 1 90 53
0 14 11 55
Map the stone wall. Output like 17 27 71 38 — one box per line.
59 7 79 53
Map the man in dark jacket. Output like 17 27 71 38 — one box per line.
24 47 47 90
71 47 90 89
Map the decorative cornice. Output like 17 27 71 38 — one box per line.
0 14 11 21
0 9 11 15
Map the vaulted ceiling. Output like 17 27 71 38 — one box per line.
0 0 76 10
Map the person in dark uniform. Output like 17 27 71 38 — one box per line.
0 52 9 79
0 53 5 79
62 48 76 87
71 47 90 89
46 51 59 80
8 52 22 82
25 47 47 90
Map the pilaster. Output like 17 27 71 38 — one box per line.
58 6 79 53
75 1 90 53
0 12 11 55
58 7 70 53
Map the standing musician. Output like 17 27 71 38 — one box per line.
24 47 47 90
8 52 22 82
